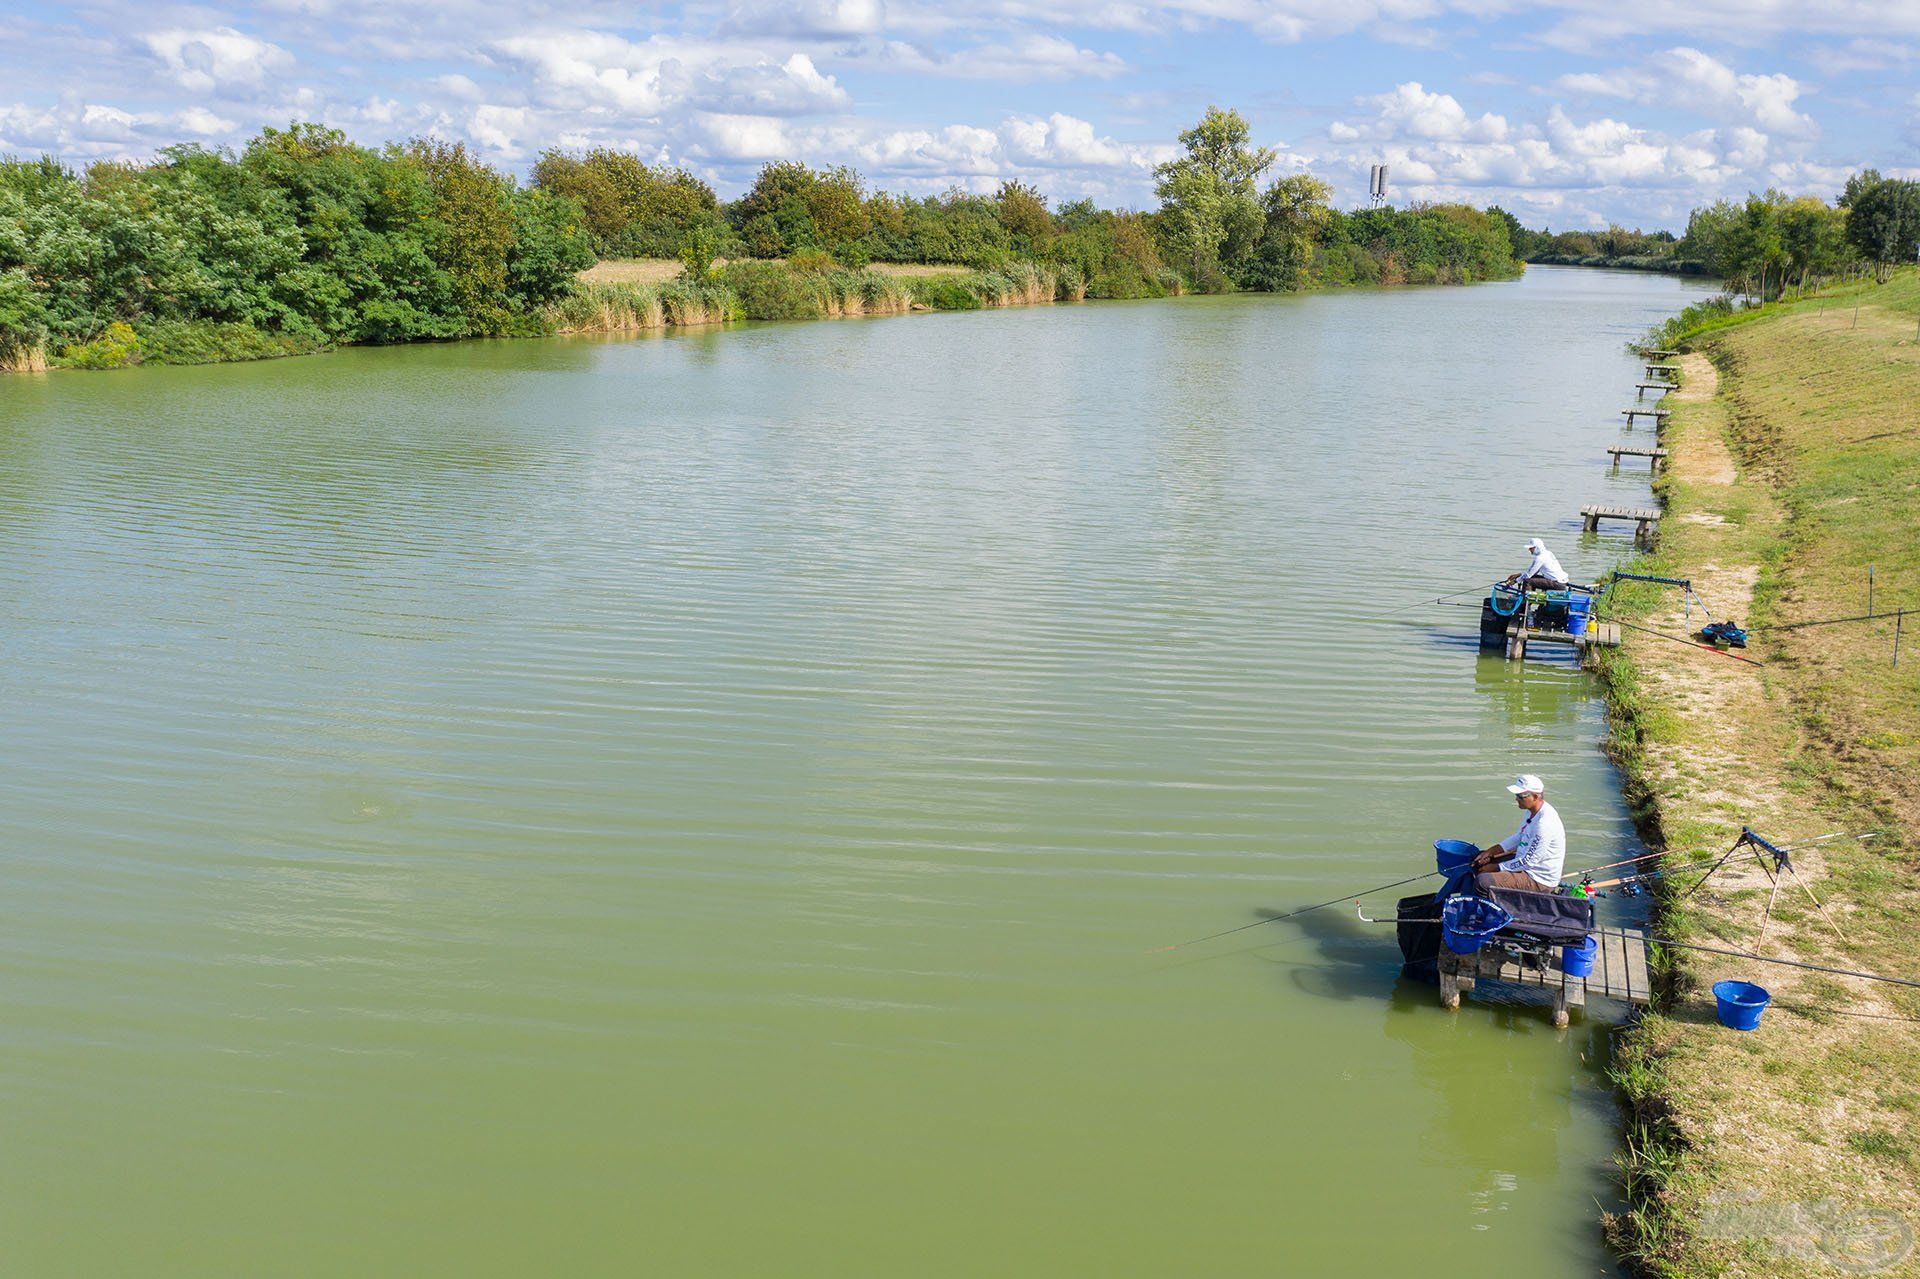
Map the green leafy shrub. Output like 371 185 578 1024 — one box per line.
719 261 825 320
910 278 982 311
137 319 320 364
57 321 142 369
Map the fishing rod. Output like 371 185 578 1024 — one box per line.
1154 832 1880 956
1147 868 1446 954
1614 617 1766 665
1376 585 1495 618
1755 609 1911 633
1602 928 1920 992
1564 831 1879 891
1352 911 1920 993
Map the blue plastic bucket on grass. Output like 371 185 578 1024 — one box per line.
1712 980 1771 1031
1563 935 1598 977
1435 839 1479 875
1441 895 1512 955
1566 595 1592 637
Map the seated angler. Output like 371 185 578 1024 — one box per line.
1504 537 1569 591
1471 774 1565 893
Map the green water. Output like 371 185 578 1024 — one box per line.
0 266 1714 1275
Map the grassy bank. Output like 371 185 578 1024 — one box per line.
1597 268 1920 1276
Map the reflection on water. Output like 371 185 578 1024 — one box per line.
0 267 1709 1276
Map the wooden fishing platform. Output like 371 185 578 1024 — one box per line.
1439 926 1652 1027
1609 446 1667 472
1635 381 1674 394
1582 504 1660 546
1621 406 1670 424
1645 363 1679 375
1505 618 1621 666
1640 348 1678 359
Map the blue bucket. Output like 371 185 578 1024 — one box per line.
1563 935 1598 978
1712 980 1771 1031
1434 839 1479 875
1566 595 1592 637
1440 895 1512 955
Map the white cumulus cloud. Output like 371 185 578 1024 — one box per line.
142 27 293 96
490 31 850 119
1554 48 1816 138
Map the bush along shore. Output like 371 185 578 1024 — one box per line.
2 107 1525 372
1595 268 1919 1278
1515 171 1919 293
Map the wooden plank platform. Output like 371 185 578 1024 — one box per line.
1609 446 1668 472
1635 381 1674 393
1640 348 1678 358
1506 619 1621 666
1621 407 1671 420
1591 928 1653 1003
1437 926 1651 1026
1581 504 1659 546
1645 363 1679 373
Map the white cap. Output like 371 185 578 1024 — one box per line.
1506 773 1545 796
1525 537 1545 552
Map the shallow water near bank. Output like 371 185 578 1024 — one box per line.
0 266 1715 1275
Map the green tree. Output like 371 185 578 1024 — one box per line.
532 149 720 258
1777 195 1846 292
1840 169 1885 209
507 187 594 309
679 223 721 281
1845 178 1920 281
1242 172 1332 291
996 181 1053 251
408 138 516 333
1153 106 1275 290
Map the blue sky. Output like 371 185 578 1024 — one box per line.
4 0 1917 229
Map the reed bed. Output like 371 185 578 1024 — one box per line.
549 260 1082 335
1 345 49 373
548 280 741 333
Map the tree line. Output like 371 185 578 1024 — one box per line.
3 106 1527 370
537 108 1519 295
1513 171 1920 296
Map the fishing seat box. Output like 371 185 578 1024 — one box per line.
1397 887 1594 978
1483 886 1595 945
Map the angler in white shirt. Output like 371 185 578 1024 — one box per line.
1505 538 1569 591
1470 773 1566 891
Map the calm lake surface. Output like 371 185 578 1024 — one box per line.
0 266 1715 1275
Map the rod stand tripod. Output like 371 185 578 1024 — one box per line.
1679 825 1848 949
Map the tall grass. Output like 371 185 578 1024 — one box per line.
548 279 740 332
0 344 49 373
549 258 1085 335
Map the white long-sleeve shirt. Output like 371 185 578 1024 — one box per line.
1496 801 1566 887
1519 544 1568 585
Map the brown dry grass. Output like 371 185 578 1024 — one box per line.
578 257 973 285
578 259 686 285
0 345 50 373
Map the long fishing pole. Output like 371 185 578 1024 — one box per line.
1613 617 1766 665
1147 868 1446 954
1376 585 1493 618
1563 831 1878 885
1602 928 1920 992
1348 914 1920 992
1154 832 1881 957
1755 609 1910 633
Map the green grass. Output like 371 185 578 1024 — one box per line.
1600 267 1920 1278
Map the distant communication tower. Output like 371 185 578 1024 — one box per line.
1368 163 1390 207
